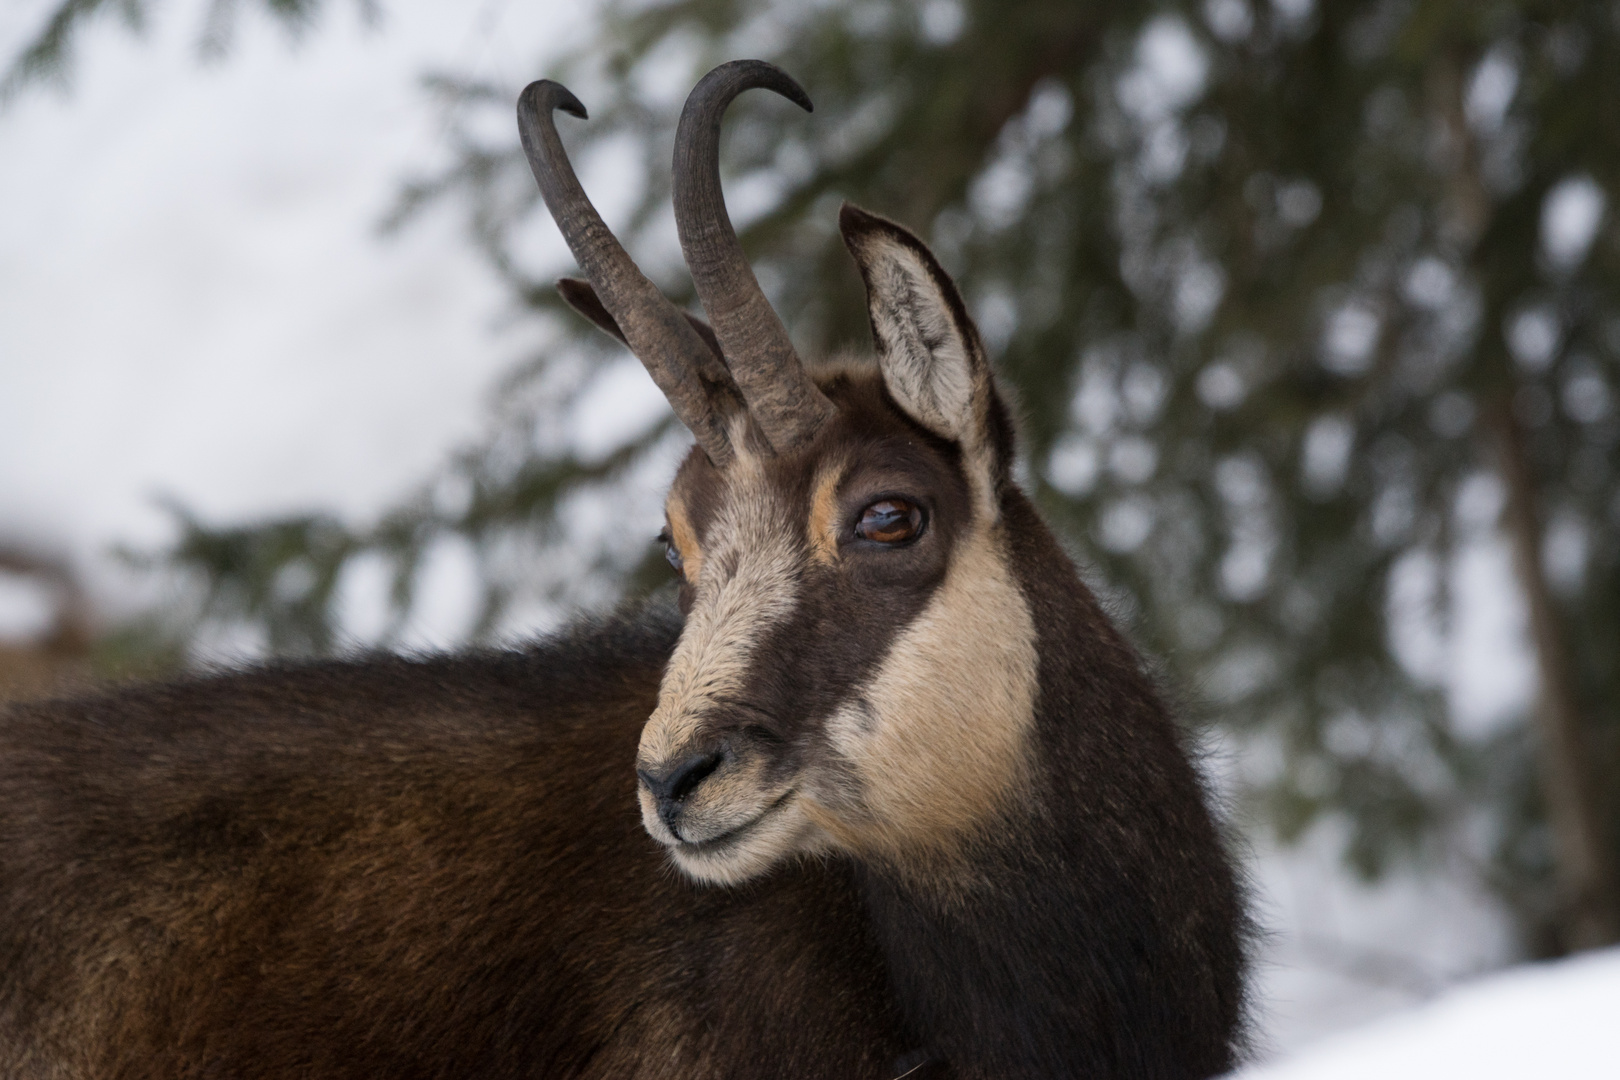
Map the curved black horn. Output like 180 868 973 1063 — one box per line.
674 60 837 454
518 79 739 465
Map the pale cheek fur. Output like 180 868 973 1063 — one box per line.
813 523 1038 859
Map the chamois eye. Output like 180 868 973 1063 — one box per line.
855 498 924 545
657 528 684 573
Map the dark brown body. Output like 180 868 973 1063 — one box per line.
0 492 1247 1077
0 605 912 1078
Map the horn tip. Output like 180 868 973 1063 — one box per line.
762 59 813 113
555 276 591 301
718 58 813 113
519 78 588 121
775 71 812 114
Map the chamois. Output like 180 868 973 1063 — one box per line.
0 61 1247 1078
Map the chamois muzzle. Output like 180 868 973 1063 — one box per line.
637 746 725 835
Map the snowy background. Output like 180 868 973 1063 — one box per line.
0 0 1593 1069
1237 944 1620 1078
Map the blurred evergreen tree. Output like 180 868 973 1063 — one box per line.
0 0 376 101
11 0 1619 955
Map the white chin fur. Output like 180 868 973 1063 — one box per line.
652 796 827 886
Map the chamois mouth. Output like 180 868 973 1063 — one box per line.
674 789 797 854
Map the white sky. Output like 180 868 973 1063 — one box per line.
0 0 590 618
0 1 1546 1066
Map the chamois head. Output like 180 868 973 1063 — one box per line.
519 61 1039 885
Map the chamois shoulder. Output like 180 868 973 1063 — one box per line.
5 596 678 724
0 597 682 793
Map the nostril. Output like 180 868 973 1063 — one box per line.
667 750 724 802
638 749 726 806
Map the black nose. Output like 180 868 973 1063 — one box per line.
638 749 725 833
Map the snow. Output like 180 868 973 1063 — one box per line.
1240 822 1516 1055
1234 945 1620 1078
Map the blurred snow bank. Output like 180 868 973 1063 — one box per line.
1242 822 1514 1055
1235 946 1620 1079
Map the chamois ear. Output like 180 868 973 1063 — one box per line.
839 204 1007 474
557 278 726 362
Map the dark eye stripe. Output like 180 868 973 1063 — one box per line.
855 499 924 545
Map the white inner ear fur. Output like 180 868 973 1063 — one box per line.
865 240 978 444
860 235 1001 520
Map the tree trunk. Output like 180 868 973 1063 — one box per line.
1488 401 1620 950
